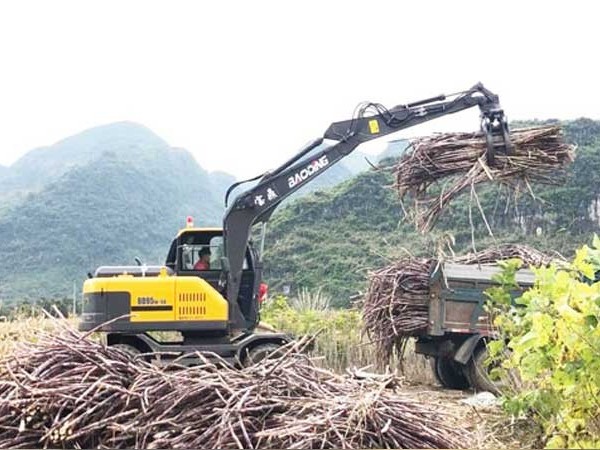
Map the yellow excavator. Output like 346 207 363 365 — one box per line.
79 83 513 366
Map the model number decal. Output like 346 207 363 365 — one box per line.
288 155 329 188
137 296 167 305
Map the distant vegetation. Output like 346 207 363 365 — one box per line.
0 122 233 301
1 118 600 306
0 297 74 320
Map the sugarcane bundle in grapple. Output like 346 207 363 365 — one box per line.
394 126 575 232
362 244 559 391
0 324 470 449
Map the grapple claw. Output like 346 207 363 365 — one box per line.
482 110 513 166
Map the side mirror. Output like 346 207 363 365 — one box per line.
134 257 143 266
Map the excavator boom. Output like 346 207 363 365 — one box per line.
223 82 512 330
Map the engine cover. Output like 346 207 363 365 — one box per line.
79 269 229 333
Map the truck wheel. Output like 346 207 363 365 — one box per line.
466 345 503 394
432 357 470 390
243 343 282 367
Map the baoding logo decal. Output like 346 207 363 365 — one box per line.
288 155 329 188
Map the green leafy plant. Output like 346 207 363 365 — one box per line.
260 294 368 371
289 287 332 312
487 237 600 448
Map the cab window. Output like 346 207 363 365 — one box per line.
179 236 249 271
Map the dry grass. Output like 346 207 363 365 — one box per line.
309 333 438 386
289 287 332 312
0 316 74 356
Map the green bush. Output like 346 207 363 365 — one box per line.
487 237 600 448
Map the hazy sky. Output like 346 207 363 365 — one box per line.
0 1 597 178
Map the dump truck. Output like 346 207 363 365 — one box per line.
415 262 535 392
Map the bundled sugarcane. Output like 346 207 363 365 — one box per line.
0 325 143 449
362 244 558 362
394 125 575 232
0 323 469 449
361 257 434 363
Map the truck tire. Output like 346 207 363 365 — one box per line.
242 342 283 367
432 357 470 390
466 345 503 394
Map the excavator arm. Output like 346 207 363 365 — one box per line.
223 82 511 330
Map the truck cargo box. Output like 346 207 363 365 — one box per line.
427 262 535 337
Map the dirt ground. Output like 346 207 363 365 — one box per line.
401 382 542 449
386 345 542 449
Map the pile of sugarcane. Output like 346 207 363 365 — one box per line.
0 324 468 449
394 125 575 232
362 244 557 362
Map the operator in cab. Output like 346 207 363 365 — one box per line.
194 247 211 270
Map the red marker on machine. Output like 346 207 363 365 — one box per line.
258 283 268 303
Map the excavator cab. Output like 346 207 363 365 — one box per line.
164 224 264 326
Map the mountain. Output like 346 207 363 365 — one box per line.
0 122 169 195
208 170 236 205
0 123 232 300
263 169 421 305
263 118 600 306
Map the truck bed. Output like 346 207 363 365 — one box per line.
427 262 535 336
